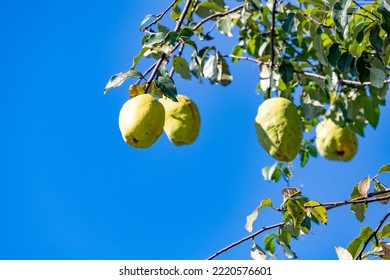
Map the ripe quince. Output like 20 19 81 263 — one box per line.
254 97 302 162
315 119 358 161
118 94 165 148
159 94 200 146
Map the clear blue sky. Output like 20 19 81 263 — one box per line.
1 0 389 260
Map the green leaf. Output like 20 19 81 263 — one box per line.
327 43 341 67
164 31 179 45
379 164 390 174
350 203 367 222
346 238 363 259
157 23 171 34
374 182 390 205
305 201 327 224
282 13 295 33
369 67 386 89
143 32 166 48
369 24 384 53
332 0 352 32
279 61 294 84
356 226 374 242
300 150 309 167
281 244 297 259
250 242 266 260
104 70 142 94
245 198 273 232
216 52 232 86
283 215 301 238
139 14 153 30
364 97 380 128
197 1 225 13
264 233 276 254
287 200 306 227
217 15 233 37
172 56 191 80
338 52 353 72
381 223 390 239
131 47 149 70
313 34 327 66
262 163 281 182
335 246 353 260
179 27 195 38
378 6 390 33
154 76 178 101
300 88 325 120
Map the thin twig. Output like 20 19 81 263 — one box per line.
144 0 193 93
353 0 380 21
143 0 181 31
267 0 277 99
206 222 284 260
355 209 390 260
192 3 245 31
223 54 270 65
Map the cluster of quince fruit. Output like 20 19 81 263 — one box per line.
118 93 200 148
254 97 358 162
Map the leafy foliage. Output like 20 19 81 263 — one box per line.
105 0 390 260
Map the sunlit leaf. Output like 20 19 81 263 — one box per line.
216 52 232 86
245 198 273 232
347 238 363 259
104 70 142 94
381 223 390 239
369 67 386 89
382 243 390 257
357 176 371 198
335 246 353 260
173 56 191 80
217 15 233 37
264 233 276 254
379 164 390 174
305 200 327 224
203 54 218 83
351 203 367 222
250 242 266 260
139 14 153 30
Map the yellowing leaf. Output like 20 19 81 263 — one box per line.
128 84 145 98
305 200 327 224
245 198 273 232
358 176 371 198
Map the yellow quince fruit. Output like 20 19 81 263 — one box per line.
254 97 303 162
315 118 358 161
159 95 200 146
118 94 165 148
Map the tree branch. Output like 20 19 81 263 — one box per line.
223 54 270 65
209 188 390 260
206 222 284 260
267 0 277 99
355 209 390 260
192 3 245 31
143 0 181 31
144 0 193 93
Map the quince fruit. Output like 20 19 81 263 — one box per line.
254 97 302 162
315 119 358 161
118 94 165 148
159 95 200 146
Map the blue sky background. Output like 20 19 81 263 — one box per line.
1 0 389 260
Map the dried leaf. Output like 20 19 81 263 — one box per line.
245 198 273 232
282 188 302 204
358 176 371 198
128 84 145 98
